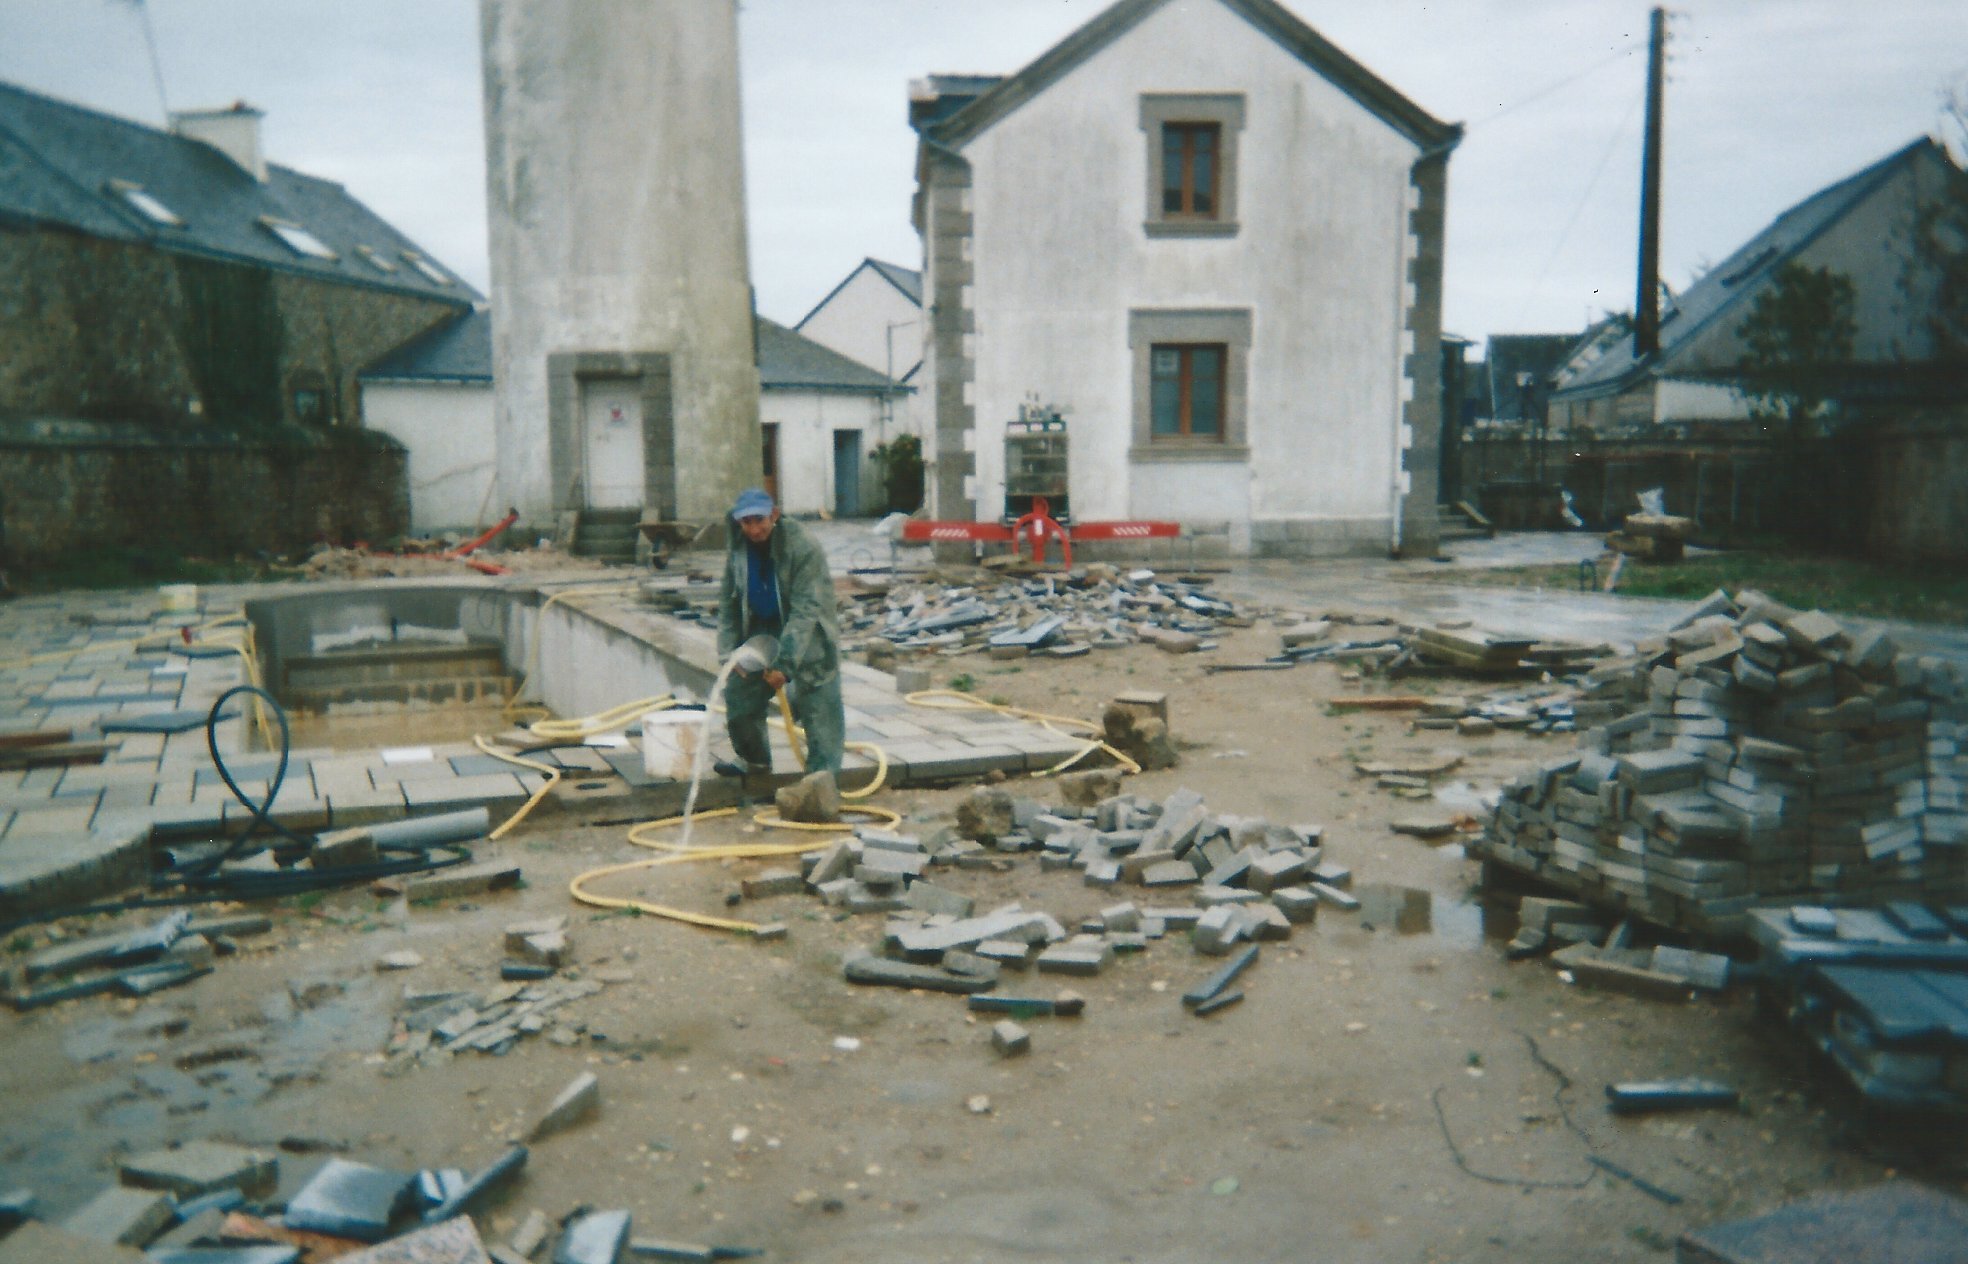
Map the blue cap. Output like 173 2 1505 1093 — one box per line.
730 487 774 521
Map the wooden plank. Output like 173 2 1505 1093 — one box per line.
1325 695 1430 711
0 728 73 751
0 741 110 771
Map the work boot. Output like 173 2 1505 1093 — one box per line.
713 759 769 779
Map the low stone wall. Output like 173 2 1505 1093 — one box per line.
0 419 409 561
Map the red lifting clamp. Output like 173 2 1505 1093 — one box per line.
902 497 1179 568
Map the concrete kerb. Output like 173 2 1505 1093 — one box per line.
0 576 1095 918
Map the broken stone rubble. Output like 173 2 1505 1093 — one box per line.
746 785 1334 1009
832 567 1254 663
2 1119 756 1263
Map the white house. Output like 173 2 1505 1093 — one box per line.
756 317 909 518
359 308 500 536
909 0 1460 556
1549 138 1966 433
795 257 928 459
796 257 925 385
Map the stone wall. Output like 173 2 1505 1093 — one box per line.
0 420 409 560
0 223 464 431
1862 410 1968 564
1457 418 1968 563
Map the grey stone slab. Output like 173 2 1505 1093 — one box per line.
0 1221 148 1262
281 1158 413 1241
844 953 994 993
555 1212 631 1264
62 1185 175 1247
147 1248 301 1264
119 1140 276 1199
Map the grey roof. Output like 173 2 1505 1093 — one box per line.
0 80 476 306
914 0 1459 152
794 256 922 330
1552 137 1944 401
865 258 923 305
360 307 492 383
758 317 907 394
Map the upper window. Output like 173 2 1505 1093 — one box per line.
355 245 398 273
1140 94 1244 239
260 216 337 261
1161 124 1220 219
1150 344 1226 439
110 181 183 227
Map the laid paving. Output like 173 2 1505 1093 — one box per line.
0 579 1092 915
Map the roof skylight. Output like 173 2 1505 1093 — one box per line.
109 181 183 227
355 245 398 273
260 216 337 261
401 251 451 285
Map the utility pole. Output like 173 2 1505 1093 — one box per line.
1633 5 1666 358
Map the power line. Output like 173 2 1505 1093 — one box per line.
110 0 171 122
1467 40 1645 132
1508 86 1646 331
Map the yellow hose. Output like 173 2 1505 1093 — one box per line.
904 688 1141 776
472 736 562 840
503 582 643 722
569 801 904 934
769 687 888 798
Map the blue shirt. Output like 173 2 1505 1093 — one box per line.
745 541 781 626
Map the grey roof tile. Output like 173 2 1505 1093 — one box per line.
0 80 476 307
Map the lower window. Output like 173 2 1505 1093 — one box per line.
1150 344 1225 440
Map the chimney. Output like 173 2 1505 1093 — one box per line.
170 101 266 182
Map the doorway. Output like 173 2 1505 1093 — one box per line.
580 376 644 509
833 429 862 517
760 423 780 502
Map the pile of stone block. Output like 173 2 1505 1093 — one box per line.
1606 512 1694 563
0 1120 758 1262
1474 591 1966 933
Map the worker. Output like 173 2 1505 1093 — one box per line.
714 487 844 777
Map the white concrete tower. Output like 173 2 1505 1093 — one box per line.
480 0 761 527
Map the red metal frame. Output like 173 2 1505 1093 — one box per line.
901 497 1178 568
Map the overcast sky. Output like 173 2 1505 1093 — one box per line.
1 0 1961 346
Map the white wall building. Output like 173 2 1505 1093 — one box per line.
910 0 1459 556
360 309 500 536
795 257 928 454
757 317 908 518
362 312 905 530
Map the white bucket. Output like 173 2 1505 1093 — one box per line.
159 584 199 613
641 709 707 781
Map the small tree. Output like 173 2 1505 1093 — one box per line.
1908 83 1968 364
1735 261 1858 429
871 432 925 513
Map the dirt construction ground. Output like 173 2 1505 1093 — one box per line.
5 619 1964 1263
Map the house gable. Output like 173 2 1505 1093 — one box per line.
912 0 1456 556
927 0 1458 154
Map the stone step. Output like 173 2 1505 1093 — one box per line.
285 673 515 711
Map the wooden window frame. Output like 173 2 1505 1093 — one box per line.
1140 94 1244 239
1160 123 1221 220
1129 309 1251 462
1150 343 1227 440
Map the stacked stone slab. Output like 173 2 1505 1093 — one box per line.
1475 591 1966 933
